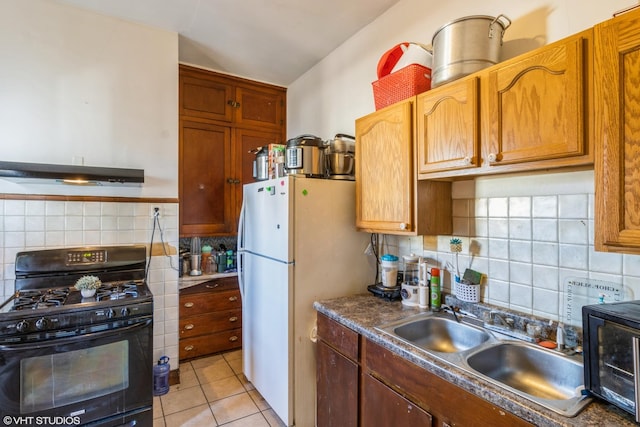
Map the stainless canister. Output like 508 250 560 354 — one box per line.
431 15 511 87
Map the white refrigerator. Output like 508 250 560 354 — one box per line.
237 176 372 427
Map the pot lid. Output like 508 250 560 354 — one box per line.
286 134 325 147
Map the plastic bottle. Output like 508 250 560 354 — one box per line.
153 356 170 396
430 268 441 310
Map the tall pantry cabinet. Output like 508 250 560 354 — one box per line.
179 65 287 237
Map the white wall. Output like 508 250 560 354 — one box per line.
0 0 180 365
0 0 178 198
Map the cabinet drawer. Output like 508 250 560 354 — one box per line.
317 313 359 361
179 328 242 360
180 289 241 315
180 309 242 338
181 277 239 295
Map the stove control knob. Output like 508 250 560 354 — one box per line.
121 307 130 317
16 320 30 333
35 317 49 330
106 308 116 319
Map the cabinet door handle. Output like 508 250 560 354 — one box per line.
184 345 194 351
399 223 408 230
229 336 239 342
227 100 241 108
487 152 498 163
229 296 238 302
184 323 195 330
184 302 194 308
229 316 238 322
463 156 473 165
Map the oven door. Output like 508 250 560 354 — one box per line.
585 313 640 421
0 317 153 426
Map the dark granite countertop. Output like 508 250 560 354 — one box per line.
314 293 635 427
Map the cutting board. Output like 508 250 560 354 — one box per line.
561 277 623 327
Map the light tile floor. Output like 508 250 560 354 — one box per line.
153 350 286 427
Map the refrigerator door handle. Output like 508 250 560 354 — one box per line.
237 198 246 302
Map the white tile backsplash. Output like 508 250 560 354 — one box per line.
403 172 640 322
0 199 180 366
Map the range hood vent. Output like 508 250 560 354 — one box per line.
0 161 144 186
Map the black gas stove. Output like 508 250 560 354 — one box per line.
0 246 153 342
0 245 154 426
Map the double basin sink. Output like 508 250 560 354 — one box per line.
375 311 590 417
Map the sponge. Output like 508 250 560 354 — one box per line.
462 268 482 285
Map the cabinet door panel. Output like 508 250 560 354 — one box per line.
236 87 285 129
362 374 432 427
355 100 414 233
235 129 284 223
417 76 480 174
180 120 234 236
487 34 587 166
181 75 234 122
595 9 640 252
317 341 358 427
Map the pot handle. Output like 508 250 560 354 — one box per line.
488 14 511 43
334 133 355 141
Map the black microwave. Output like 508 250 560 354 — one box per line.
583 301 640 421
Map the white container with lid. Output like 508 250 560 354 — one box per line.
380 254 399 288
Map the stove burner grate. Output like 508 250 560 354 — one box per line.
95 282 139 301
12 288 70 310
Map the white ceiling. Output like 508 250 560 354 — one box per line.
54 0 402 86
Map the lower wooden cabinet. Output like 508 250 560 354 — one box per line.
316 313 359 427
316 313 533 427
179 276 242 360
362 374 433 427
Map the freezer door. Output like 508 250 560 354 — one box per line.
242 178 292 262
242 252 293 425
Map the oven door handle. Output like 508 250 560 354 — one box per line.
0 318 152 351
634 336 640 423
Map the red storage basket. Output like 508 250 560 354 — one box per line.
372 64 431 110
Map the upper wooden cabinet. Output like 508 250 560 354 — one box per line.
180 120 234 236
486 31 591 169
179 65 286 237
416 76 480 174
417 30 593 179
180 65 285 130
594 7 640 253
355 98 452 235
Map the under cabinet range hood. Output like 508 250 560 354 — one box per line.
0 161 144 186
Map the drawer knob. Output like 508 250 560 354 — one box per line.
229 316 238 322
184 323 194 330
184 302 194 308
205 283 220 289
229 296 238 302
184 345 194 351
229 336 239 342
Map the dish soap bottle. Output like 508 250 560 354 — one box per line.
430 268 441 310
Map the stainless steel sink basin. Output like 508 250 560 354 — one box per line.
375 312 591 417
465 341 590 416
378 314 490 353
